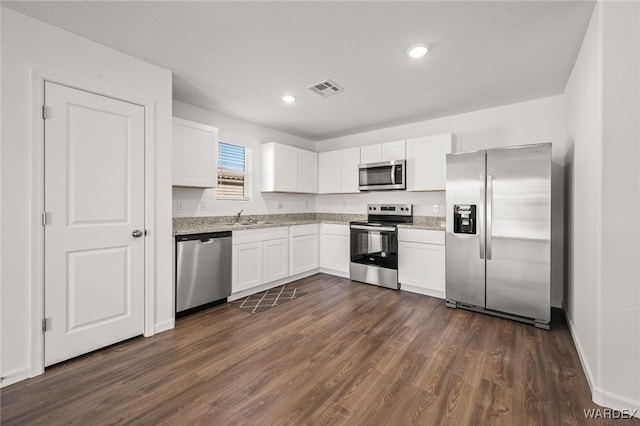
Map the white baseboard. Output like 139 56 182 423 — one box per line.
154 318 175 334
400 284 445 299
562 304 640 418
0 366 30 388
319 268 349 278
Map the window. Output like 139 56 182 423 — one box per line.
217 141 252 200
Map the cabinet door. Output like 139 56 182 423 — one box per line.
318 150 341 194
172 118 218 188
232 241 263 292
263 238 289 283
297 149 318 193
406 133 452 191
274 143 298 192
320 234 349 273
290 234 319 275
340 147 361 193
360 144 382 164
381 140 406 160
398 242 445 297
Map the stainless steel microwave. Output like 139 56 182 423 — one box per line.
358 160 406 191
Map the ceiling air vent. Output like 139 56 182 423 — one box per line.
307 79 344 97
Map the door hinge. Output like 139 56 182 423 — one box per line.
42 317 52 333
42 211 51 227
42 105 48 120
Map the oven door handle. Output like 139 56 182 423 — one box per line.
350 224 396 232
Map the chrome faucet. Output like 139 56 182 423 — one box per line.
235 209 244 222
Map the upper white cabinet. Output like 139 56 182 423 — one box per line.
297 148 319 193
318 147 360 194
360 140 405 164
406 133 452 191
360 144 382 164
382 140 406 161
172 117 218 188
261 142 317 193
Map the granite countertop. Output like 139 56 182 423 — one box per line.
173 213 364 236
173 213 445 235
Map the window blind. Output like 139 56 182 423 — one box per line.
217 142 252 199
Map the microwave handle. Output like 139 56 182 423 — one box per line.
391 165 396 185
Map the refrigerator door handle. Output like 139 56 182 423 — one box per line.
479 174 485 259
486 174 493 260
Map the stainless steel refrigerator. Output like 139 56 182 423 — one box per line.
445 143 551 329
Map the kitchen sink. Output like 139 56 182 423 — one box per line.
229 220 274 226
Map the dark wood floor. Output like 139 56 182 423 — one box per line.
2 274 636 425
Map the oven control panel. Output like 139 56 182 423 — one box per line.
367 204 412 216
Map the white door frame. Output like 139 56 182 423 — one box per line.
30 70 158 377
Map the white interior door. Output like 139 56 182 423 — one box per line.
44 81 145 366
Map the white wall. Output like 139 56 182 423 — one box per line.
172 100 317 217
563 0 601 396
599 0 640 410
316 96 566 308
1 8 173 386
564 1 640 413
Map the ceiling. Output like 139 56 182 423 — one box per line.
3 1 595 141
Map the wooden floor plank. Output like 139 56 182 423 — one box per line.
2 274 637 425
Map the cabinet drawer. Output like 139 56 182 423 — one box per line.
233 227 288 244
321 223 349 236
398 228 444 245
290 223 319 237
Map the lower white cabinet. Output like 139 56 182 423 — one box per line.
232 241 263 292
398 228 445 298
290 224 319 275
232 227 289 293
263 238 289 283
320 223 350 275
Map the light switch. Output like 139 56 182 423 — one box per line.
176 200 184 210
433 204 439 214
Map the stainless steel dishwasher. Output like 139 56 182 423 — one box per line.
175 231 232 316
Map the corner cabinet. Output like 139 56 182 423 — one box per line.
172 117 218 188
261 142 318 193
289 224 319 275
398 228 445 299
318 147 360 194
406 133 452 191
319 223 350 276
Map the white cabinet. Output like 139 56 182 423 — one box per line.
261 142 317 193
297 149 318 193
172 117 218 188
232 241 263 292
360 144 382 164
360 140 405 164
320 223 350 275
318 150 341 193
232 227 289 293
263 238 289 283
382 140 406 161
318 147 361 194
289 224 319 275
406 133 452 191
398 228 445 298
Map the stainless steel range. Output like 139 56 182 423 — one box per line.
349 204 413 290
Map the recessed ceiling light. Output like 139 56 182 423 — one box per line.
281 95 296 104
407 44 430 59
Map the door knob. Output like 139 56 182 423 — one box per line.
131 229 143 238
